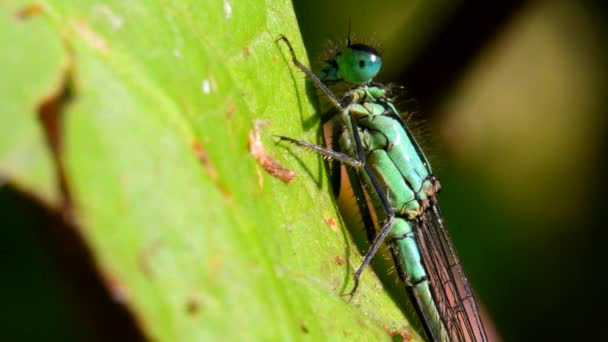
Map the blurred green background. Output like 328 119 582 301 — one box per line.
2 0 607 341
293 0 608 340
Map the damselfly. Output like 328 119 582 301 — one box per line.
276 34 488 342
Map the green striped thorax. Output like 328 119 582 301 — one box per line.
319 43 382 84
318 40 437 220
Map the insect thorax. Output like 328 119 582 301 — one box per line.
337 83 440 218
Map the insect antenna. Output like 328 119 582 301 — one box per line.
347 17 352 47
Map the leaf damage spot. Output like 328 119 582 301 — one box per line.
225 97 236 119
73 20 110 53
223 0 232 20
249 120 295 185
185 294 201 315
333 256 345 266
192 140 234 204
38 46 75 211
202 79 211 94
325 217 338 232
387 328 413 341
300 322 309 334
192 140 218 179
219 185 234 204
242 47 250 58
201 76 218 95
16 3 44 20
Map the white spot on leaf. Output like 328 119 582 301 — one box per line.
224 0 232 19
202 80 211 94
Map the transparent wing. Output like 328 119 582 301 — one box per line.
415 200 488 342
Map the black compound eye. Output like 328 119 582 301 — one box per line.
359 60 365 68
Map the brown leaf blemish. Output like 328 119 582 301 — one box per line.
192 140 233 204
248 119 295 184
333 256 345 266
325 217 338 232
37 43 75 211
185 294 201 316
192 140 218 180
242 46 250 58
16 3 44 20
387 328 413 341
225 97 236 119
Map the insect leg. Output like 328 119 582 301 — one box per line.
276 35 342 110
347 115 396 296
276 135 362 168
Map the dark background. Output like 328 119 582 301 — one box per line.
292 0 608 340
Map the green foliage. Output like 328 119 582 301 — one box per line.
0 2 64 204
0 0 420 340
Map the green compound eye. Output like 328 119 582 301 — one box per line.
338 44 382 84
320 43 382 84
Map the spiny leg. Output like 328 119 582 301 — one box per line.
276 35 342 110
278 130 395 296
276 135 362 168
347 116 396 296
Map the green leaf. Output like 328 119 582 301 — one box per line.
1 1 422 340
0 2 66 206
